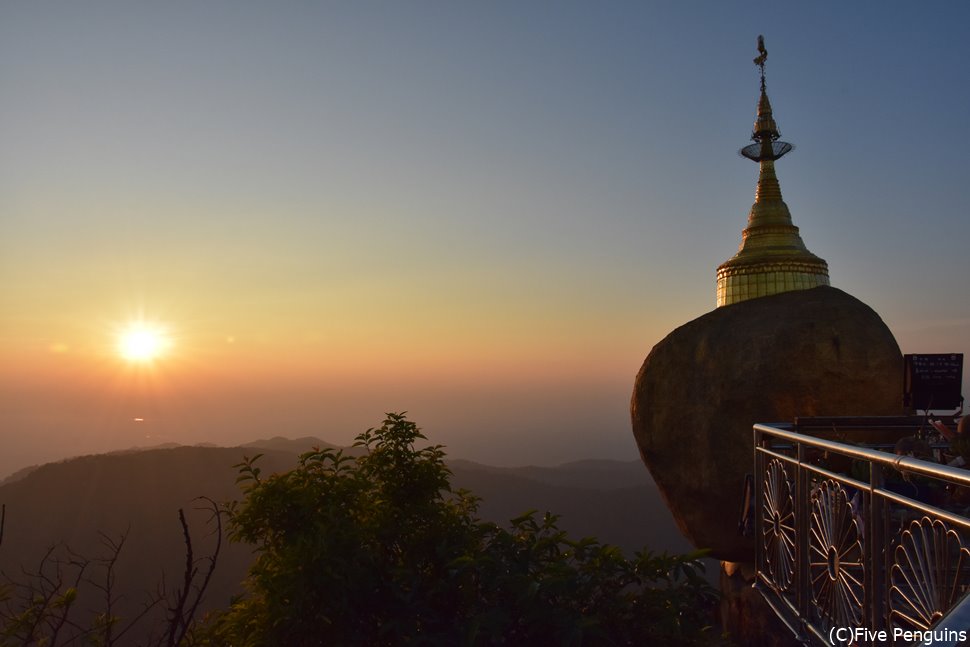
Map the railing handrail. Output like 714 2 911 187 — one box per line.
754 422 970 486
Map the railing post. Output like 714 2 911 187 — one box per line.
868 462 885 631
796 440 810 631
754 426 763 586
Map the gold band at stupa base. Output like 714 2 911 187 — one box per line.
716 261 830 306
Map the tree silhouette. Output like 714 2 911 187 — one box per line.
198 413 721 646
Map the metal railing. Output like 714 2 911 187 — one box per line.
754 423 970 646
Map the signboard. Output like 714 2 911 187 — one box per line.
903 353 963 411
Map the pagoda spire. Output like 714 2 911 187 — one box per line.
715 36 829 307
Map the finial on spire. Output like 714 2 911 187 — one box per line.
754 35 767 90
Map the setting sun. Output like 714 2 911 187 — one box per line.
118 323 171 363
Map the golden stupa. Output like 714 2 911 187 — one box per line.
716 36 829 307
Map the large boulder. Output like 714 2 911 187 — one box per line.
631 286 902 561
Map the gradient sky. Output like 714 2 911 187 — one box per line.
2 2 969 479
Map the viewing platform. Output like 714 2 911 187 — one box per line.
752 419 970 646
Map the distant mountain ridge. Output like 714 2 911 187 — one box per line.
241 435 342 453
1 437 651 489
448 457 652 491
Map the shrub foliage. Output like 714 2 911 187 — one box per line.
200 413 719 646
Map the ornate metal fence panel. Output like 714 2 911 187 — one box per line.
762 458 796 593
754 423 970 646
890 518 970 631
809 479 866 632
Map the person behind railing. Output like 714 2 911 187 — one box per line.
931 416 970 467
930 416 970 510
894 436 933 460
889 436 948 506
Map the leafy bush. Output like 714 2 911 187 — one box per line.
199 413 720 646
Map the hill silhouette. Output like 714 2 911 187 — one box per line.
0 439 693 638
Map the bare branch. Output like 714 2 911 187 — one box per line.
176 497 223 644
1 499 223 646
83 528 167 646
82 529 130 646
47 557 86 646
3 545 70 644
111 591 164 645
166 508 194 647
157 498 224 647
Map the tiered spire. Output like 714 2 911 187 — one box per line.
715 36 829 307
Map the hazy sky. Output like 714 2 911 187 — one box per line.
2 2 969 479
